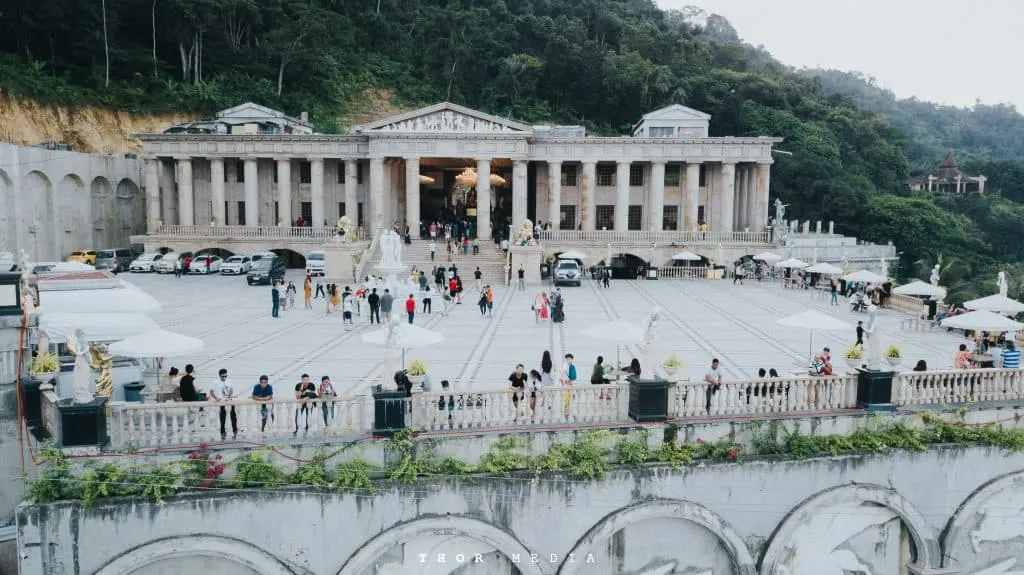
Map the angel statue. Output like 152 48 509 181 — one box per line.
515 218 533 246
998 271 1009 297
89 343 114 398
639 308 660 378
930 264 941 286
863 305 882 370
378 230 403 268
335 216 354 244
774 198 789 223
67 329 96 404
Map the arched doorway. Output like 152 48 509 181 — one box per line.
606 253 646 279
115 178 144 248
23 171 54 260
195 247 235 259
90 177 114 248
0 168 13 255
57 174 86 257
271 248 306 268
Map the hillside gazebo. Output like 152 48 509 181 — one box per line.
908 152 986 194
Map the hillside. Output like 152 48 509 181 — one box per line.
1 1 1023 301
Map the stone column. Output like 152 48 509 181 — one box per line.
210 158 225 226
311 157 325 227
243 158 258 226
512 160 528 227
649 161 665 232
734 165 746 230
144 158 160 231
684 162 700 231
755 162 771 231
745 165 756 230
615 161 630 231
405 157 420 232
344 160 358 225
369 158 384 232
276 158 292 225
477 158 492 240
175 157 193 226
546 160 562 230
580 161 596 231
719 162 736 233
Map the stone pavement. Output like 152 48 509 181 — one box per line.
130 272 970 395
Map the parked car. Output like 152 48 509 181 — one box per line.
306 250 325 276
247 255 286 285
129 253 163 273
152 252 193 274
95 248 136 272
66 250 96 265
220 254 251 275
189 255 223 274
553 259 582 287
250 251 277 262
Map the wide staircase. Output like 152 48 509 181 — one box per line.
401 239 508 286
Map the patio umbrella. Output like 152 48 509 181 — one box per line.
41 285 162 315
776 310 851 363
753 252 783 264
558 250 587 261
109 329 206 395
583 319 646 368
40 312 159 343
775 257 809 269
805 262 844 275
893 280 947 298
671 251 702 261
362 322 445 367
844 269 888 283
940 310 1024 332
963 294 1024 314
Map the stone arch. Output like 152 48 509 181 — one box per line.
94 534 296 575
336 514 546 575
157 246 174 254
942 469 1024 570
23 170 55 260
56 174 86 257
557 499 756 575
90 176 115 248
195 247 236 259
271 248 306 268
115 178 144 248
0 168 13 255
759 483 940 574
604 252 645 279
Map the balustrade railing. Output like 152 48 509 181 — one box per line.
154 225 335 240
669 374 858 417
893 368 1024 406
888 293 925 316
659 266 709 279
538 230 769 245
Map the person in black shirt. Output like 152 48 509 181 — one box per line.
508 364 528 414
367 288 381 324
178 364 197 402
294 374 318 434
517 266 525 291
856 321 865 346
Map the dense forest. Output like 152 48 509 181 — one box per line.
1 0 1023 301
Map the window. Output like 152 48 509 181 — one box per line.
597 164 615 186
300 161 311 184
224 201 229 225
358 202 364 226
223 164 229 182
235 161 244 183
596 205 615 230
561 164 578 187
272 167 278 184
629 165 644 187
339 202 346 218
648 126 675 138
559 205 577 230
357 163 364 184
628 205 643 230
665 165 681 187
697 205 705 225
237 201 246 226
663 206 679 231
274 201 279 223
301 202 312 224
338 163 346 184
699 165 706 187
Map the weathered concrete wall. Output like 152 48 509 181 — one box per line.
1 315 34 528
17 446 1024 574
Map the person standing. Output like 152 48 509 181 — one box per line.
183 255 192 276
478 289 489 317
380 289 394 324
561 353 577 418
830 279 839 306
304 278 313 309
178 364 197 402
251 375 274 432
704 359 722 414
294 374 317 434
285 281 297 311
517 266 525 291
405 293 416 324
318 376 336 426
856 321 864 346
429 239 437 262
174 257 183 278
342 294 354 326
209 368 237 439
315 277 325 299
368 288 381 324
486 285 494 317
474 267 483 291
1000 341 1021 369
271 283 281 318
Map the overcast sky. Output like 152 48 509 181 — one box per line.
654 0 1022 111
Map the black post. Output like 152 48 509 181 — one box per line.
372 385 408 436
627 375 669 422
856 368 896 412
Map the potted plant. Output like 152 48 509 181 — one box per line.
661 354 683 376
32 352 61 379
406 360 428 387
843 345 864 370
884 344 903 367
24 351 61 428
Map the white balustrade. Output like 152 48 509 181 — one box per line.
658 266 709 279
154 225 335 240
669 374 858 418
893 368 1024 406
538 230 770 245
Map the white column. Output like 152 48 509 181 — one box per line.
649 161 665 232
733 164 745 231
311 157 324 227
243 158 258 226
745 165 756 230
210 158 225 225
144 159 160 231
175 158 193 226
405 157 420 232
512 160 528 227
684 162 700 231
275 158 292 225
477 158 492 240
719 162 736 233
580 161 596 231
369 157 385 233
344 160 358 225
547 160 561 229
756 162 771 231
614 161 630 231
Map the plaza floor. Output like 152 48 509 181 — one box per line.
127 271 969 396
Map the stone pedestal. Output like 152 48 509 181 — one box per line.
856 368 896 411
372 385 407 437
323 242 363 284
627 376 669 422
55 397 109 448
509 245 544 286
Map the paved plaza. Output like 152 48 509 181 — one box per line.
130 271 970 395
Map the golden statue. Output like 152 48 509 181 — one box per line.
89 344 114 398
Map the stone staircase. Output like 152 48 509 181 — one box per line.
399 239 508 285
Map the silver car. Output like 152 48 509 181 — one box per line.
554 260 582 287
220 255 251 275
129 253 163 272
152 254 179 274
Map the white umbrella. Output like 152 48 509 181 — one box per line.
362 322 445 368
41 285 162 314
941 310 1024 332
583 319 646 367
753 252 783 263
40 312 158 342
558 250 587 261
844 269 887 283
963 294 1024 314
777 310 852 363
109 329 205 357
776 257 809 269
671 250 702 261
805 262 844 275
893 280 947 298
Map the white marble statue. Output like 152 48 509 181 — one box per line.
998 271 1009 297
67 329 95 404
863 305 882 370
378 230 403 268
639 308 660 378
515 218 533 245
841 253 849 273
648 244 656 265
774 198 788 223
335 216 354 244
880 258 889 280
930 264 941 286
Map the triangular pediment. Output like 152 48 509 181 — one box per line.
642 104 711 121
356 102 531 134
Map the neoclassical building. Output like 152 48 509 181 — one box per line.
139 102 780 240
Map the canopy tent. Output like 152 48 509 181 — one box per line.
776 310 852 364
40 313 159 343
893 280 947 299
775 258 809 269
752 252 783 263
671 251 703 261
940 310 1024 332
963 294 1024 314
583 319 646 368
805 262 844 275
843 269 888 283
108 329 205 358
40 285 162 315
557 250 587 261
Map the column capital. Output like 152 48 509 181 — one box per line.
650 160 666 166
209 156 224 164
402 156 420 162
513 159 529 166
721 160 738 166
171 155 192 162
274 156 292 163
580 159 597 165
308 156 325 163
547 159 563 165
756 159 774 165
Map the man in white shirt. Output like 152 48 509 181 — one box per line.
209 368 237 438
704 359 722 414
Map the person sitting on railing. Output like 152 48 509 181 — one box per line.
704 359 722 413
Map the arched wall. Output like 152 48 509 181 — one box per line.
0 168 13 255
57 174 86 257
91 176 114 249
116 178 144 248
94 534 297 575
942 470 1024 570
271 248 306 268
22 171 54 260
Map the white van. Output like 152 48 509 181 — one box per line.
306 250 326 276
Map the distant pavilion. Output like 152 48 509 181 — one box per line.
907 152 986 194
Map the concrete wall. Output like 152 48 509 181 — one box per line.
1 314 33 571
0 143 143 261
17 446 1024 574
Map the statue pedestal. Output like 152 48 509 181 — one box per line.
855 368 896 411
510 245 544 286
323 243 362 283
627 376 669 422
55 397 109 448
372 385 407 437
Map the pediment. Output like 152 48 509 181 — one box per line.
356 102 531 135
642 104 711 121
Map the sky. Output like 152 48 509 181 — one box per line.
654 0 1023 110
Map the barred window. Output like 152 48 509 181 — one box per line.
629 165 644 187
665 165 681 187
596 205 615 229
628 206 643 230
560 205 576 230
663 206 679 231
561 164 578 187
597 164 615 186
299 161 311 184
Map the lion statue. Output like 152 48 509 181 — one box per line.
516 218 534 246
335 216 354 243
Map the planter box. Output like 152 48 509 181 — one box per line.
372 386 408 436
627 376 669 422
856 368 896 411
55 398 109 448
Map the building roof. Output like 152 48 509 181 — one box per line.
216 102 311 129
908 151 981 185
352 102 533 134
